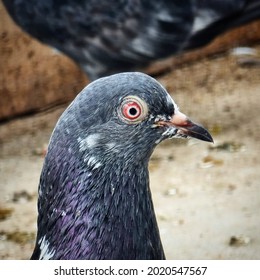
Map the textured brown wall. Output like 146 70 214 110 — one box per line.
0 1 259 121
0 1 88 121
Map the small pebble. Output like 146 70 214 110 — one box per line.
229 235 251 247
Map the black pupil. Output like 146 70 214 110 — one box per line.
129 107 138 116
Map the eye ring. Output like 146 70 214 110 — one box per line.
118 95 148 124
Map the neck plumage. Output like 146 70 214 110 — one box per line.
32 151 165 260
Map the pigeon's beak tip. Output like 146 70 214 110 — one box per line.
163 110 214 143
200 129 214 143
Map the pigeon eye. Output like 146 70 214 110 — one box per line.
123 102 141 119
119 96 148 124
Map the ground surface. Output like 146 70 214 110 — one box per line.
0 46 259 260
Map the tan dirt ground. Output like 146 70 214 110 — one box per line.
0 45 260 260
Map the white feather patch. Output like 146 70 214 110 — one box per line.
78 133 100 151
84 155 102 169
38 235 55 260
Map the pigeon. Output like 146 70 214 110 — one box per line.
30 72 213 260
3 0 260 80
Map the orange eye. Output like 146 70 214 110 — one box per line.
119 96 148 124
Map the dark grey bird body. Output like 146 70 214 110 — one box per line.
3 0 260 80
31 72 213 259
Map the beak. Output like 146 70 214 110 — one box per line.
158 110 214 143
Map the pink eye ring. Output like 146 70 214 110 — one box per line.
119 96 148 123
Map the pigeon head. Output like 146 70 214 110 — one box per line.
54 72 212 166
32 72 213 260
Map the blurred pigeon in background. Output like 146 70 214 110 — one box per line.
31 72 213 259
3 0 260 80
